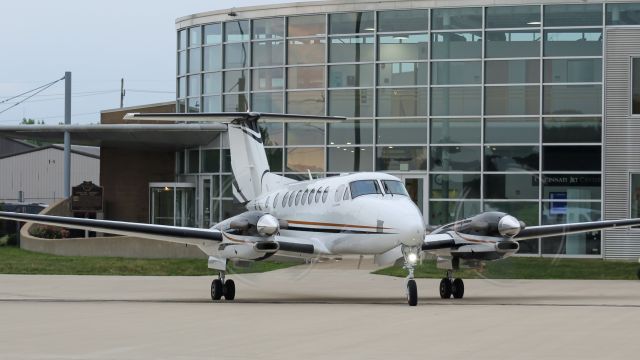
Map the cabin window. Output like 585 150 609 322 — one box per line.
282 192 289 207
288 191 295 207
323 187 330 203
335 185 345 202
349 180 382 198
381 180 409 196
315 187 323 203
295 190 303 205
343 186 351 200
265 196 270 209
309 189 316 204
273 193 279 208
302 189 309 205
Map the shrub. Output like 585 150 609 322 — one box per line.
30 225 70 239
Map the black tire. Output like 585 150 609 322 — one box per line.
452 278 465 299
407 279 418 306
223 279 236 300
637 268 640 280
439 278 452 299
211 279 223 301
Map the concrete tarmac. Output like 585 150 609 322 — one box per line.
1 260 640 360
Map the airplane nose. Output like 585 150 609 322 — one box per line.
398 207 426 247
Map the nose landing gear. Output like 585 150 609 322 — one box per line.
402 246 420 306
439 270 464 299
211 272 236 301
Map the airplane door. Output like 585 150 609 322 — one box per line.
400 176 426 222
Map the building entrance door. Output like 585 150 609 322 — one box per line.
397 175 427 224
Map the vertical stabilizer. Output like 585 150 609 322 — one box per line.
227 118 295 202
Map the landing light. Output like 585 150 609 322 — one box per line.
407 253 418 264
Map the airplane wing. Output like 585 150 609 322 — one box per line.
0 211 222 246
514 218 640 241
123 112 346 123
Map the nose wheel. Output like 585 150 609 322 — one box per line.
439 270 464 299
211 272 236 301
402 246 420 306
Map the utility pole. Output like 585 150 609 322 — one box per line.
64 72 71 199
120 78 125 108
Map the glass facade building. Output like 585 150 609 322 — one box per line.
173 1 640 259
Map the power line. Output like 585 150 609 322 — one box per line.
1 90 120 105
0 77 64 105
127 89 175 94
0 77 64 116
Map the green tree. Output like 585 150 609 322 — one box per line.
19 118 47 146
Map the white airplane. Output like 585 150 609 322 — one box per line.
2 112 640 306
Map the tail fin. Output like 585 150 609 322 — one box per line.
228 118 294 202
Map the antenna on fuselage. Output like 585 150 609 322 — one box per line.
307 170 313 180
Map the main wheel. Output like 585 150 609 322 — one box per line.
439 278 452 299
452 278 465 299
407 279 418 306
211 279 223 301
637 268 640 280
223 279 236 300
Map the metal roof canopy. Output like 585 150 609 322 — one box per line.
0 123 227 150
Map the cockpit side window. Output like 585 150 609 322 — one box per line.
349 180 382 198
381 180 408 196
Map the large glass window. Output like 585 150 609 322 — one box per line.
253 68 284 91
485 174 539 200
328 89 374 117
188 75 201 97
633 58 640 115
288 38 326 65
202 96 220 112
204 24 222 44
177 77 186 98
376 119 428 144
430 146 481 171
485 86 540 116
260 122 284 146
329 36 374 63
541 201 601 255
543 174 601 201
432 32 482 59
377 88 428 117
224 70 248 92
544 30 602 57
431 118 481 144
485 30 540 58
543 117 601 143
201 149 220 173
266 148 283 172
484 202 540 228
203 72 222 94
432 8 482 30
178 51 186 76
286 147 325 173
189 27 201 47
484 146 539 171
288 66 325 89
224 94 248 112
252 92 284 113
377 146 428 171
328 120 374 145
288 15 326 37
253 17 284 39
545 4 602 27
430 174 481 199
225 21 250 42
430 201 481 225
544 59 602 83
632 174 640 218
378 9 429 32
287 90 325 116
378 62 428 86
606 3 640 25
329 64 374 88
188 48 201 73
485 5 540 28
204 45 222 72
286 122 324 146
178 30 187 50
543 146 601 171
252 40 284 67
431 61 481 85
543 85 602 115
485 118 539 144
378 34 429 61
225 43 249 70
329 12 375 34
328 147 374 172
430 87 482 116
485 59 540 84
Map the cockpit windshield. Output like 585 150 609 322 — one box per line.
381 180 408 196
349 180 382 198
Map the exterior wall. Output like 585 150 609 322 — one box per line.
100 102 176 124
604 27 640 259
0 148 99 204
0 137 34 157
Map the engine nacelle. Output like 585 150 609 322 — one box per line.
218 241 279 260
257 214 280 237
495 240 519 253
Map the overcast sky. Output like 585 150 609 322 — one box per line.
0 0 302 124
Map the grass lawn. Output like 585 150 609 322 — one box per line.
0 246 297 276
374 257 640 280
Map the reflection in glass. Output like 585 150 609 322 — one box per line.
224 70 248 92
187 98 200 113
544 59 602 83
431 146 481 171
484 146 539 171
632 174 640 217
544 29 602 57
431 118 481 144
542 201 601 255
188 48 201 73
328 147 373 172
225 20 250 42
485 118 539 144
178 77 186 98
432 8 482 30
484 202 539 227
201 149 220 173
188 149 199 173
203 72 222 94
204 24 222 44
202 95 221 112
378 62 428 86
430 87 481 116
288 38 326 64
286 147 325 172
253 17 284 39
430 173 481 199
252 40 284 67
378 34 429 61
485 86 540 116
378 9 429 32
329 120 373 145
189 27 201 46
222 149 232 173
259 122 284 146
485 30 540 58
266 148 283 172
543 117 601 143
224 94 248 112
484 174 539 200
329 89 374 117
329 64 374 88
545 4 603 27
252 92 284 113
485 59 539 84
606 3 640 25
329 36 374 63
151 187 174 226
431 61 481 85
377 146 427 171
429 201 481 225
543 85 602 115
204 45 222 71
287 90 325 116
543 174 601 201
286 122 325 145
178 51 186 76
225 42 249 69
485 5 540 28
633 58 640 114
377 88 428 117
432 32 482 59
329 12 375 34
178 30 187 50
188 75 200 96
543 146 601 171
253 68 284 91
377 119 428 144
288 15 326 37
288 66 325 89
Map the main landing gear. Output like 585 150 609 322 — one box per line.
439 270 464 299
211 272 235 301
402 246 419 306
